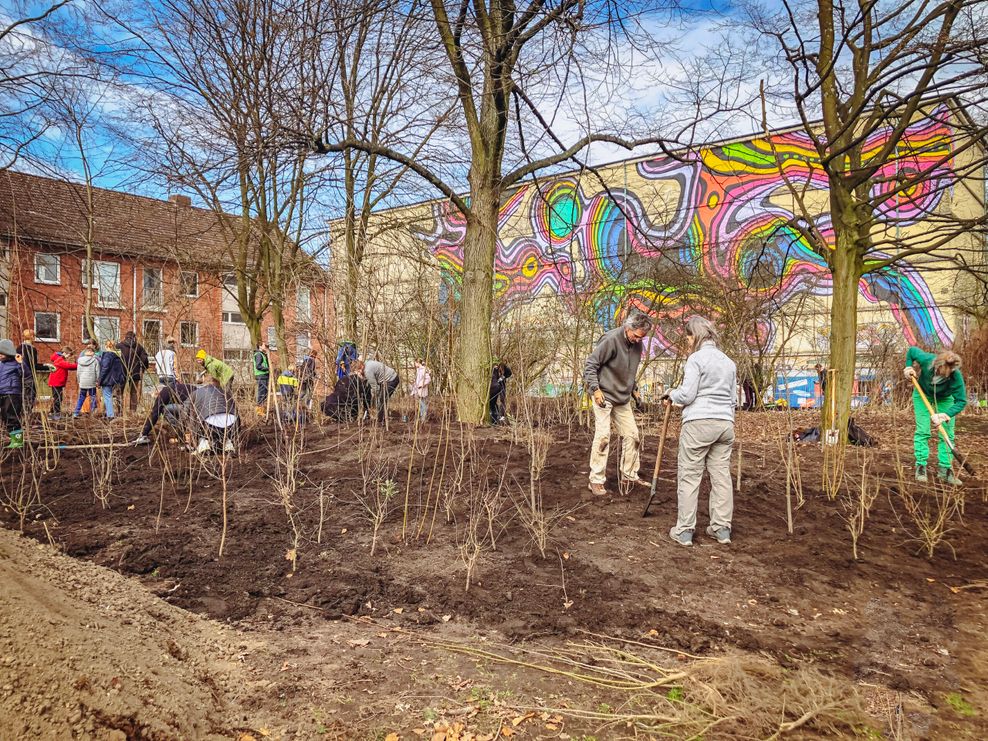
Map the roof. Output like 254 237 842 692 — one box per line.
0 169 239 266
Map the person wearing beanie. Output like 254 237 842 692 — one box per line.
196 349 235 390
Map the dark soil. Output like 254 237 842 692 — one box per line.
3 406 987 738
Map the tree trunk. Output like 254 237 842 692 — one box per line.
245 316 262 349
825 196 865 439
455 159 498 424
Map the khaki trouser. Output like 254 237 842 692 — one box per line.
671 419 735 536
589 401 640 484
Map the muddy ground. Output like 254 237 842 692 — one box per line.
1 404 986 739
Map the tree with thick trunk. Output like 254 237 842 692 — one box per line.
756 0 988 437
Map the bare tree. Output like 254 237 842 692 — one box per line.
753 0 988 436
311 0 706 424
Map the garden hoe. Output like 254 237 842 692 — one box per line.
642 401 673 517
909 376 976 477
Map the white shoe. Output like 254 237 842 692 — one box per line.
196 438 211 455
133 435 150 446
223 438 236 453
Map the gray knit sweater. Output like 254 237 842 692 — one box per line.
668 341 737 422
583 327 643 405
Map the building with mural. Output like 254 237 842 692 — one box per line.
332 104 986 401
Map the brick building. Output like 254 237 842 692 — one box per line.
0 169 333 395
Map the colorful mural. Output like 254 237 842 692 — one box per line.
418 108 958 355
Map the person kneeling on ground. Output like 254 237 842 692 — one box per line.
583 312 651 496
903 346 966 485
171 378 238 455
133 382 194 445
0 339 25 449
664 316 737 547
321 370 371 422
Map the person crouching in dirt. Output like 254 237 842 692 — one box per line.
0 339 25 449
133 382 193 445
663 316 737 547
321 370 371 423
358 359 399 424
903 347 967 485
583 312 651 497
169 378 238 455
195 349 235 391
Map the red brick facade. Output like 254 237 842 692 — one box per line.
0 170 334 393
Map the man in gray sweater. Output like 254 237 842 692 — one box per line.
584 312 651 496
664 316 737 546
356 358 399 423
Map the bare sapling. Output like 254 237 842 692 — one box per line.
82 427 119 509
361 477 397 556
457 480 487 591
0 454 45 532
528 426 553 481
840 453 881 560
273 419 307 571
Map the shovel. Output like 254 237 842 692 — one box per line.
642 402 673 517
909 376 976 476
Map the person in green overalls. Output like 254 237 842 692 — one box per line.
902 347 966 484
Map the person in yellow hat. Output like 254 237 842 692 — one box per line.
196 349 235 390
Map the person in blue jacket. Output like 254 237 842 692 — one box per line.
0 338 25 448
98 340 127 419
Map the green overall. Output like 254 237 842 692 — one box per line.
905 346 966 468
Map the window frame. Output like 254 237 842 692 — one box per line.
81 258 122 308
81 315 121 346
142 267 164 309
297 285 311 322
179 270 199 298
179 321 198 347
34 253 61 285
34 311 60 342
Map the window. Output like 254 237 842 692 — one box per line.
81 259 121 307
297 285 311 322
267 326 277 348
0 292 6 308
296 332 311 354
180 271 199 297
142 320 161 355
143 267 163 308
34 312 59 341
82 316 120 347
34 254 60 284
180 321 198 347
222 311 245 324
222 273 238 296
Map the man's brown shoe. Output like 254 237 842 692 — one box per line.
588 482 607 496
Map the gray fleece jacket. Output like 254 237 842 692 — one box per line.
76 353 100 390
668 341 737 423
584 327 642 405
364 360 398 396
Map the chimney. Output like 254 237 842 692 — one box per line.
168 194 192 207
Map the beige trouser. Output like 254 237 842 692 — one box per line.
670 419 735 536
589 401 640 484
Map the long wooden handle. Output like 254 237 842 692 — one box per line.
642 403 673 517
910 375 955 449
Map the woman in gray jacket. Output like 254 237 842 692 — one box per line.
663 317 737 546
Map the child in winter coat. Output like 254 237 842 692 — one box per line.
0 338 25 448
98 340 127 419
73 341 100 417
47 347 76 419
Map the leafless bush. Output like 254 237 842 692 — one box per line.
528 427 553 481
840 453 881 560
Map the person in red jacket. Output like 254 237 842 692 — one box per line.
47 347 76 420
